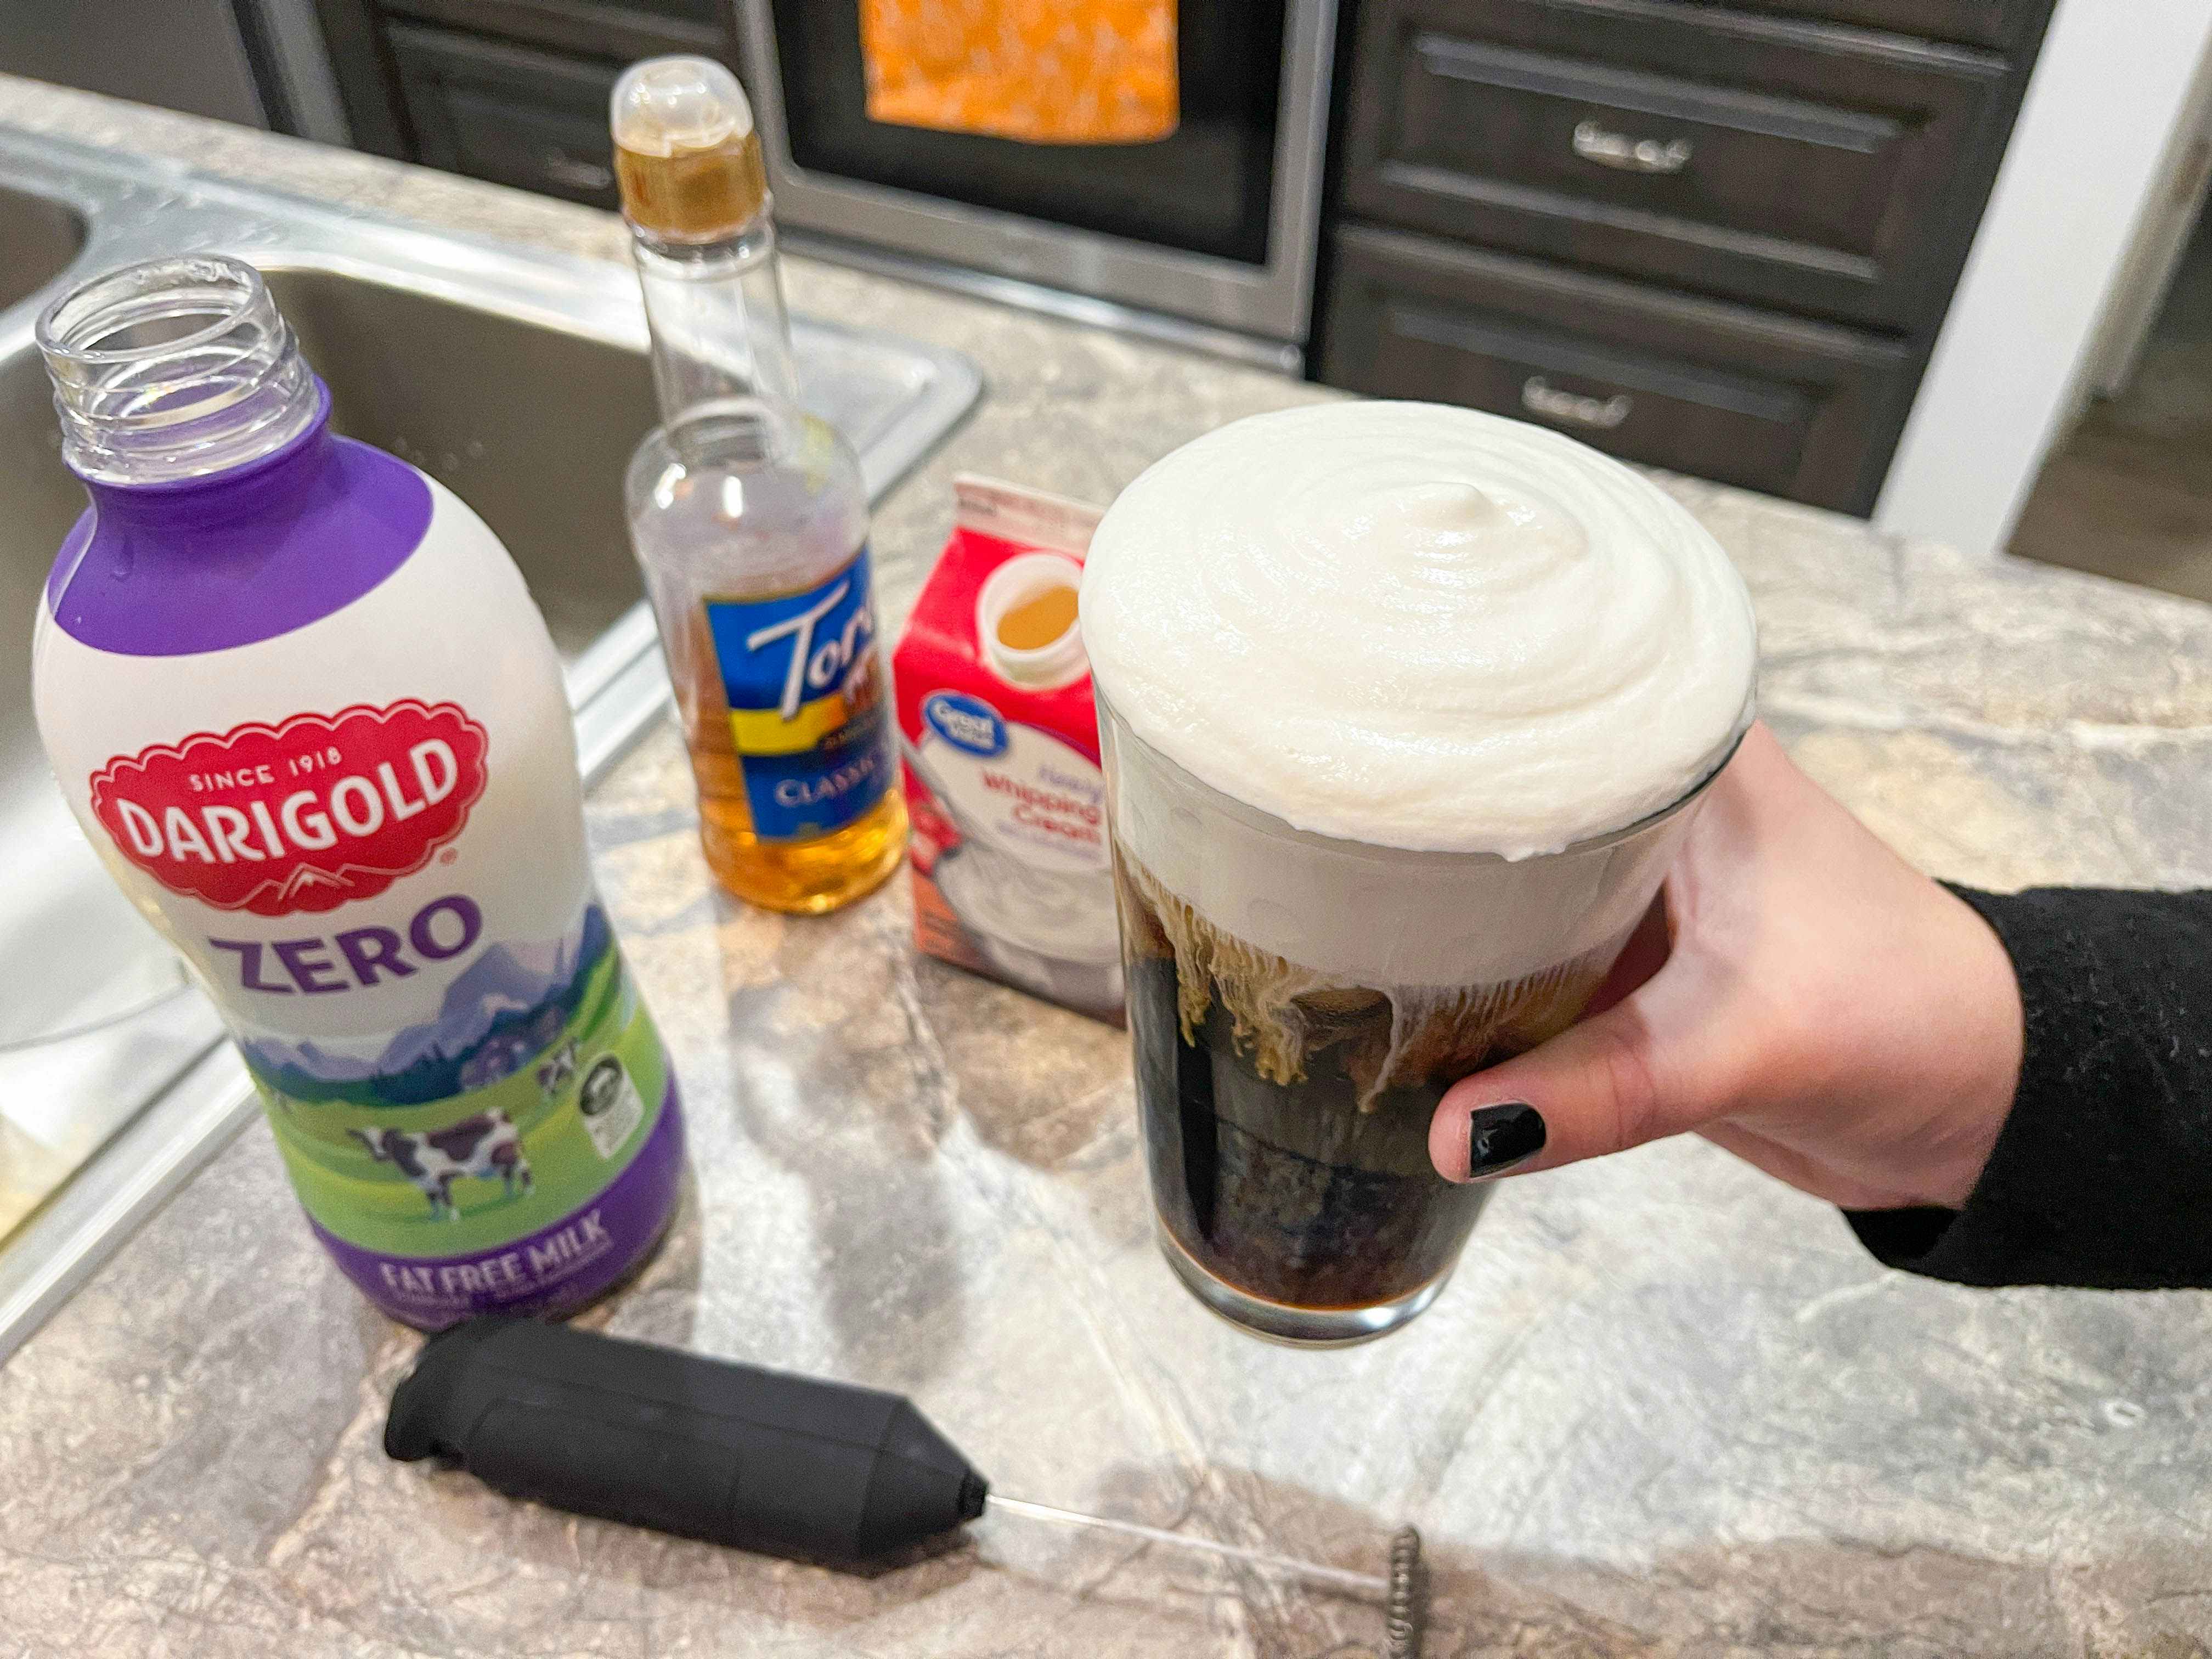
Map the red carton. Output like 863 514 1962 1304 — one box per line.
893 477 1122 1023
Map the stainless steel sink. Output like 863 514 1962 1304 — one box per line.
263 267 659 663
0 183 83 312
0 127 979 1362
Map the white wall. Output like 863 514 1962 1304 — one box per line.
1874 0 2212 558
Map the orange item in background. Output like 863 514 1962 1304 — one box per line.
859 0 1178 145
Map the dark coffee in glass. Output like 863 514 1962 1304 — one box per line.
1127 951 1487 1314
1113 851 1613 1344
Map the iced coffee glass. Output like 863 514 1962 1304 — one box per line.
1102 695 1735 1343
1081 400 1758 1345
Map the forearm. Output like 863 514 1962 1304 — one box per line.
1846 885 2212 1290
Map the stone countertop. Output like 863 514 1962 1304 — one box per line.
3 75 2211 1659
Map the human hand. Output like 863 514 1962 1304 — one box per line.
1427 723 2024 1211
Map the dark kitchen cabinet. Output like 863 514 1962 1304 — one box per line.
1324 224 1915 511
312 0 734 181
381 0 723 63
388 26 624 208
1338 0 2018 329
1319 0 2055 514
1695 0 2046 51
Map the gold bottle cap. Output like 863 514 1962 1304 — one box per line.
611 56 768 242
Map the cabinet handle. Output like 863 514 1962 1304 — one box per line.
542 151 614 191
1572 119 1693 176
1521 376 1632 430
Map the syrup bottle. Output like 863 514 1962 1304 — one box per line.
614 57 905 913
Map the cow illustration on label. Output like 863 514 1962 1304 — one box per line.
536 1039 580 1097
31 257 686 1329
352 1110 533 1220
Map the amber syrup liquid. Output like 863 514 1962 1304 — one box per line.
673 605 907 916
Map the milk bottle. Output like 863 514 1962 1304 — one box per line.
31 255 684 1327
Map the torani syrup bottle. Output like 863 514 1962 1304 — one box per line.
614 57 905 913
30 256 685 1327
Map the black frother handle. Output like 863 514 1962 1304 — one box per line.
386 1317 988 1562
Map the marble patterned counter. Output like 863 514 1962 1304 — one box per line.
2 74 2208 1659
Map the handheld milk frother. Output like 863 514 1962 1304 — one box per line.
386 1318 1426 1656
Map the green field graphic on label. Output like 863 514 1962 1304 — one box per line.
250 911 672 1259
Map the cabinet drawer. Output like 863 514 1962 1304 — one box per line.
1318 224 1917 513
1339 0 2015 330
1689 0 2050 52
389 26 622 210
381 0 727 63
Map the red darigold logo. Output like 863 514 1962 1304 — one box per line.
87 701 490 917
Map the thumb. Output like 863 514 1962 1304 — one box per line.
1427 979 1709 1182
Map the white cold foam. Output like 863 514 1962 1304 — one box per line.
1081 402 1756 859
1082 402 1757 988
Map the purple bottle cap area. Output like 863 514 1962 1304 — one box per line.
37 254 434 657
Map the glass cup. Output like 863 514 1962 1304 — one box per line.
1099 689 1742 1346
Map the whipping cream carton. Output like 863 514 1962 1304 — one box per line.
893 477 1122 1022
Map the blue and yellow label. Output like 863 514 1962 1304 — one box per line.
703 549 892 842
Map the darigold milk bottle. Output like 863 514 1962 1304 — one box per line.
31 255 685 1328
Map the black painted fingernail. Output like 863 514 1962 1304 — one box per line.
1466 1103 1545 1180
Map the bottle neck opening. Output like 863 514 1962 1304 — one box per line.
665 397 799 471
630 219 799 421
37 255 324 487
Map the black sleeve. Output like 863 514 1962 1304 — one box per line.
1843 885 2212 1291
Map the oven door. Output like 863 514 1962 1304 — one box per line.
737 0 1336 351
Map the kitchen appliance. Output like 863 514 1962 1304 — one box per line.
388 1317 1427 1655
735 0 1339 368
